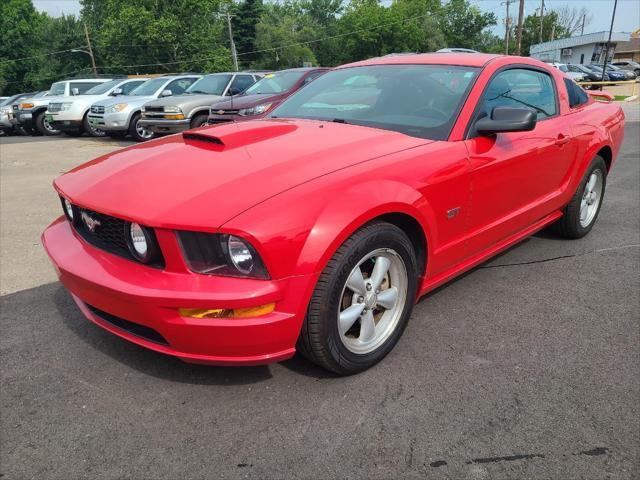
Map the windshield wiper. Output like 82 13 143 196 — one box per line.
188 90 210 94
492 89 550 117
331 118 349 124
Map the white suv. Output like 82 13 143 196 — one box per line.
45 78 148 137
545 62 586 82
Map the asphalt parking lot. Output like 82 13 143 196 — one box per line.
1 108 639 479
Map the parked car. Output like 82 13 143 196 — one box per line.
207 68 328 125
0 92 37 135
565 63 608 81
598 63 636 80
8 90 54 135
43 54 624 375
545 62 585 82
611 60 640 76
139 72 261 136
88 75 202 142
11 77 119 135
45 78 148 137
586 64 627 82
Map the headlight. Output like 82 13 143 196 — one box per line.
125 222 160 264
163 106 182 113
238 103 273 116
176 231 269 279
105 103 128 114
20 102 34 110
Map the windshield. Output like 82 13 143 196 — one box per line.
572 64 591 74
244 71 304 95
49 82 65 95
129 77 167 96
83 79 120 95
270 64 479 141
187 74 232 95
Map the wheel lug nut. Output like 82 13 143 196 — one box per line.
357 296 364 303
366 284 372 291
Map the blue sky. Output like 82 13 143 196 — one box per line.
33 0 639 35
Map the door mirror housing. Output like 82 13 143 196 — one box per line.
475 106 537 135
160 89 173 98
71 87 80 96
111 87 123 96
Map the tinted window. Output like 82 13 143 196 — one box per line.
228 75 255 95
130 77 167 96
83 79 121 95
165 77 198 95
245 71 307 95
120 80 145 94
564 78 589 109
270 64 479 141
187 75 232 95
481 68 557 120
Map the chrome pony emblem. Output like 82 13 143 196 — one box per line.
81 211 101 232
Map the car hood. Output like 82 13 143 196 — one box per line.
94 95 154 108
145 94 226 111
54 119 431 229
211 93 281 111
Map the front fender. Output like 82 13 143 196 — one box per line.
221 173 432 282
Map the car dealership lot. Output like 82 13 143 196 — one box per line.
1 111 638 479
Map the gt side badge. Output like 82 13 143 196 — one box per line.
447 207 461 219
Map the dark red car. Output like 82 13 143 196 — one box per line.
207 67 328 124
43 54 624 375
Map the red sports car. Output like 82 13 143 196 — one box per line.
43 54 625 374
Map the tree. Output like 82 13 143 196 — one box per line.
232 0 263 64
438 0 497 50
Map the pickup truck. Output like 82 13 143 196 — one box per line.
138 72 261 137
11 77 118 136
0 92 38 135
87 75 202 141
46 78 148 137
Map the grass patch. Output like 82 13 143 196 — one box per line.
614 95 629 101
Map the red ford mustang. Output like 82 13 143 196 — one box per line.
43 53 625 374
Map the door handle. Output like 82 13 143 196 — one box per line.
555 134 571 146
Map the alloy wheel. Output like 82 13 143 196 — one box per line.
580 169 603 227
337 248 408 354
136 119 154 140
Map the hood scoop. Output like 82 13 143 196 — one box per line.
182 121 298 150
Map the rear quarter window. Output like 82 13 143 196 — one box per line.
564 78 589 109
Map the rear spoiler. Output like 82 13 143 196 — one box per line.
587 91 614 103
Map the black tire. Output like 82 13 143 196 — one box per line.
190 113 209 129
83 112 105 137
297 221 418 375
553 155 607 239
34 111 60 136
128 113 155 142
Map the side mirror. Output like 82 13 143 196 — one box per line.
160 89 173 97
111 87 123 96
226 88 241 96
475 106 537 135
71 87 80 96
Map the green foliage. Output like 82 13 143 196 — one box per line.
2 0 503 95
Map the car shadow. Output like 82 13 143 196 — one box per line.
50 284 275 385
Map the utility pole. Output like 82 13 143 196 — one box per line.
516 0 525 56
502 0 513 55
83 22 97 76
539 0 545 43
225 13 239 72
600 0 618 87
550 23 556 41
581 14 586 35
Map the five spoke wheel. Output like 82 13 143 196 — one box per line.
580 169 603 228
338 249 408 354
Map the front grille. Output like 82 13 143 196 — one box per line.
91 105 104 114
67 203 164 268
48 103 62 112
144 106 164 113
207 118 234 125
86 304 169 346
211 109 239 115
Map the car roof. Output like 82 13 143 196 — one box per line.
340 52 502 69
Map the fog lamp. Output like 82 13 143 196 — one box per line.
179 303 276 319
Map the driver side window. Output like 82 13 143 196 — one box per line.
482 68 558 120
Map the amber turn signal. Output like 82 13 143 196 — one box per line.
179 303 276 319
164 114 185 120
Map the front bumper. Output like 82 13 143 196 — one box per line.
42 217 313 365
10 111 32 127
87 111 130 131
47 112 83 132
138 118 191 134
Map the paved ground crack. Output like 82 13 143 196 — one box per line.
480 244 640 269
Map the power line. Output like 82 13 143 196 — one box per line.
0 47 87 65
92 11 434 72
